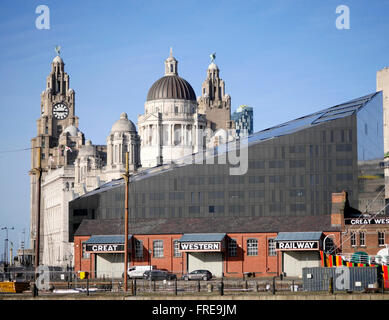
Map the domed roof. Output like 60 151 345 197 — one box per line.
111 113 136 133
63 125 79 137
53 55 63 64
146 75 196 101
79 141 96 158
208 62 219 70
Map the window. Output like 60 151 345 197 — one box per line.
336 144 352 152
135 240 143 259
269 175 285 183
378 232 385 246
189 206 200 214
153 240 164 258
249 160 265 169
208 191 224 199
247 239 258 256
290 204 306 212
289 160 306 168
209 205 224 213
208 176 224 184
289 146 305 153
248 190 265 198
82 242 90 259
351 232 356 247
228 238 237 257
173 240 181 257
169 192 184 200
249 176 264 184
268 239 276 256
359 232 365 247
336 173 353 181
228 176 245 184
229 191 245 199
269 160 285 168
336 159 353 166
289 189 305 197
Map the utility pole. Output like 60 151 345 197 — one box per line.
30 147 42 293
1 227 14 265
21 228 25 266
122 152 130 292
9 242 13 266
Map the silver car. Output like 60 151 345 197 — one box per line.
182 270 212 281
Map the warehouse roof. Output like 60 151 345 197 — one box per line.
179 233 226 242
84 235 132 244
274 232 323 241
74 215 340 238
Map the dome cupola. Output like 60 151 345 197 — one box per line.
146 49 196 102
111 113 136 133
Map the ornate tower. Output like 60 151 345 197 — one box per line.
30 49 83 257
197 53 234 132
31 49 83 171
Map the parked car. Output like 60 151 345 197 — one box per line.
127 265 154 279
182 270 212 281
143 270 177 281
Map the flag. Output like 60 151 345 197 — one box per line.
326 253 335 267
335 255 343 267
382 265 388 288
65 146 72 152
346 261 354 267
320 251 326 267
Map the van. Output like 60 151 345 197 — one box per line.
127 265 154 279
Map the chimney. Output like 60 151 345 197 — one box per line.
331 190 347 228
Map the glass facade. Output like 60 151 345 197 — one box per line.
69 92 385 241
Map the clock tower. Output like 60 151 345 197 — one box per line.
31 52 83 170
30 51 85 262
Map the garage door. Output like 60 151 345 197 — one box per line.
96 253 124 278
188 252 223 277
283 251 320 278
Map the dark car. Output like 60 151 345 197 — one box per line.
182 270 212 281
143 270 177 281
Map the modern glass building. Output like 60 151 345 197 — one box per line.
232 105 254 136
69 92 385 242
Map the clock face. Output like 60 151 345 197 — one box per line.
53 103 69 120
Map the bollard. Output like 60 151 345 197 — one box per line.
153 280 156 292
218 279 224 296
272 277 276 295
253 281 259 292
86 277 89 296
174 278 177 295
197 280 201 293
32 283 38 297
134 279 137 296
329 277 334 294
244 280 248 290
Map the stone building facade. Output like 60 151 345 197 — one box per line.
138 50 207 168
30 54 141 267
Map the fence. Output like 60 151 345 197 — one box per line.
0 269 304 295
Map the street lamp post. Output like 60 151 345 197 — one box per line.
323 234 335 254
1 227 14 265
122 152 130 292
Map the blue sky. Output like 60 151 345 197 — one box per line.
0 0 388 254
